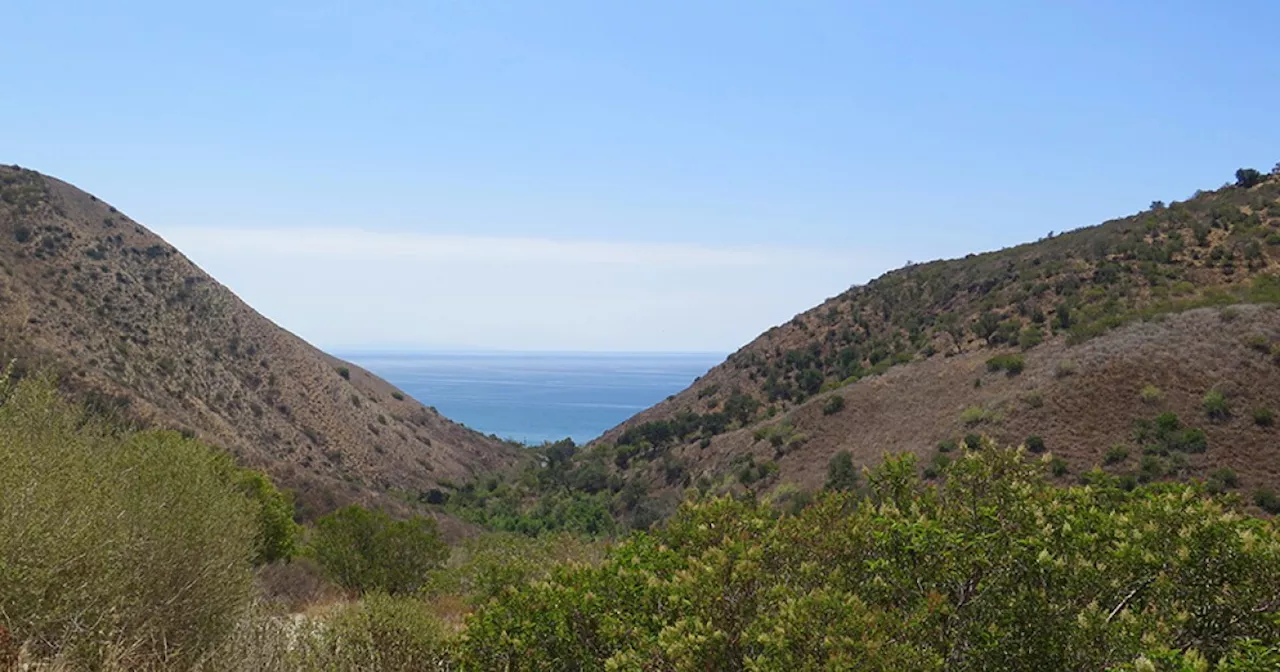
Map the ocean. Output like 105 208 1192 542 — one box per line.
339 351 726 445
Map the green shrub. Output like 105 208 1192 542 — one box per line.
1055 360 1078 378
0 375 257 668
1048 455 1069 477
1254 489 1280 515
391 391 405 401
985 353 1025 376
1245 334 1272 353
1139 384 1164 403
937 438 958 453
1017 326 1043 350
1104 444 1129 465
1203 389 1230 421
963 432 983 450
821 395 846 415
824 450 858 491
337 366 351 380
1209 468 1240 492
462 446 1280 669
1253 407 1275 427
1024 435 1046 453
310 506 448 595
289 592 453 670
961 406 992 426
235 468 300 565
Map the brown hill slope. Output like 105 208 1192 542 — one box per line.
0 165 519 517
587 167 1280 515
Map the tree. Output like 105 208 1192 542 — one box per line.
310 506 448 594
1236 168 1265 189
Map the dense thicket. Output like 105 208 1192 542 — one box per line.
461 445 1280 671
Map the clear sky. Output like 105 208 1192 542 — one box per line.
5 2 1278 351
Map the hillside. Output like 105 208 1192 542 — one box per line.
0 165 519 517
570 166 1280 518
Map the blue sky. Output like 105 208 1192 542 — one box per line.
4 1 1278 351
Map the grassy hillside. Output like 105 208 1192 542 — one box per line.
433 167 1280 526
0 165 519 518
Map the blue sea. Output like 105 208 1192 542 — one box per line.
339 352 726 445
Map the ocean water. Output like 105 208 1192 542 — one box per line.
340 352 726 445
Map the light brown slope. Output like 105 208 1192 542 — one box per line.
0 166 519 517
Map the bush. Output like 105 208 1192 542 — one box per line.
1103 444 1129 465
1017 326 1043 350
1048 455 1069 477
1236 167 1265 189
985 353 1025 376
1024 435 1046 453
1254 489 1280 515
961 406 992 426
1254 407 1275 427
337 366 351 380
235 468 300 564
462 446 1280 669
1139 384 1163 403
1208 468 1240 493
821 395 846 415
824 450 858 491
391 391 405 401
1203 389 1230 421
288 593 453 670
310 506 448 595
1055 360 1078 378
0 375 257 668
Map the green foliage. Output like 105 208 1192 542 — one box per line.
1055 359 1078 378
1140 384 1164 403
1048 454 1069 476
1255 489 1280 515
1253 407 1274 427
287 592 453 670
824 450 858 491
1203 389 1230 421
985 353 1025 375
336 366 351 380
1134 413 1209 455
425 532 601 606
310 505 448 595
461 446 1280 670
1018 325 1044 349
234 468 300 565
1104 444 1130 465
821 394 846 415
1236 168 1265 189
0 375 257 668
1024 434 1046 453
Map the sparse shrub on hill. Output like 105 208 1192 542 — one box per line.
1024 434 1046 453
1104 444 1130 465
1204 388 1231 421
1140 384 1164 403
821 394 845 415
1254 407 1275 427
824 450 858 491
985 353 1025 375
